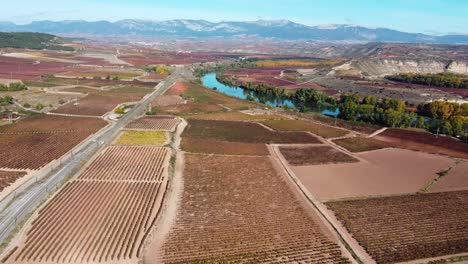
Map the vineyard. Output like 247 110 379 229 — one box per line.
0 115 107 170
326 191 468 263
126 116 180 131
0 171 26 193
161 154 351 263
261 119 348 138
115 131 167 146
279 146 358 166
10 145 170 263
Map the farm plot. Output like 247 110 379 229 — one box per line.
376 128 468 159
279 146 358 166
151 95 183 107
158 154 351 263
432 161 468 192
181 137 269 156
0 115 107 170
10 146 170 263
291 148 454 200
326 191 468 263
184 119 320 144
0 171 27 193
333 137 390 153
115 131 167 146
79 146 170 181
52 93 139 116
126 116 179 131
185 111 285 121
262 119 348 138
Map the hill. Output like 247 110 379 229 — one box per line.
0 32 73 51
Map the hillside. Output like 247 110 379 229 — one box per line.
0 32 73 51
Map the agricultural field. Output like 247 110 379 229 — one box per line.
52 86 152 116
291 148 454 200
157 154 351 263
115 131 167 146
333 136 390 152
185 111 285 121
0 88 84 110
376 128 468 159
119 51 225 66
326 191 468 263
9 146 170 263
181 137 269 156
262 119 348 138
154 81 258 115
279 146 358 166
184 119 320 144
126 116 180 131
432 161 468 192
0 171 27 193
151 95 183 107
0 56 69 80
0 115 107 170
60 69 143 80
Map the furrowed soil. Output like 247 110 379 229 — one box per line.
280 146 358 166
326 191 468 263
158 154 352 263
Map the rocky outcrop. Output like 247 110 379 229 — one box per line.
352 58 468 77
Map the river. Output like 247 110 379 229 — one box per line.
201 73 339 117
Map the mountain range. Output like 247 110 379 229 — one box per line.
1 19 467 44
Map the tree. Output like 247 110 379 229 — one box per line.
339 100 359 121
363 95 378 105
383 108 403 128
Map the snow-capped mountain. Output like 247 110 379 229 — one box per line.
0 19 466 44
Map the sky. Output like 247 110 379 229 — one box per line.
2 0 468 35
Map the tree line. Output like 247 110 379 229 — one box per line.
0 82 27 91
386 72 468 89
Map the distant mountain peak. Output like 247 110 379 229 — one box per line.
1 19 467 44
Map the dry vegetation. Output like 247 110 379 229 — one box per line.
333 137 390 152
181 137 269 156
262 119 348 138
279 146 358 166
115 131 167 146
161 154 351 263
327 191 468 263
126 116 179 131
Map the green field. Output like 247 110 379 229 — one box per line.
115 130 167 145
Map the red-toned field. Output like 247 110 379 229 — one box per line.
291 148 454 200
280 146 358 166
120 52 224 66
0 171 27 193
9 146 170 263
0 56 69 80
326 191 468 263
151 95 183 107
376 128 468 159
181 137 270 156
126 116 180 131
0 115 107 170
156 154 351 263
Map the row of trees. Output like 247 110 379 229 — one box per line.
0 82 27 92
386 72 468 89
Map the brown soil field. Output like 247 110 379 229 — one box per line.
126 116 179 131
326 191 468 263
9 146 170 263
165 82 187 95
184 119 320 144
432 161 468 192
292 148 454 200
262 119 348 138
376 128 468 159
0 115 107 170
159 154 351 263
151 95 183 107
333 137 390 152
280 146 358 166
184 111 285 121
181 137 269 156
0 171 26 193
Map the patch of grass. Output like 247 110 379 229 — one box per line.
261 119 347 138
279 146 358 166
184 111 285 121
183 119 320 144
333 137 390 153
115 130 167 145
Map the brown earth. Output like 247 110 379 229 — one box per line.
279 145 358 166
333 137 390 153
432 161 468 192
181 137 269 156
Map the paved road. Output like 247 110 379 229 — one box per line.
0 66 193 245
